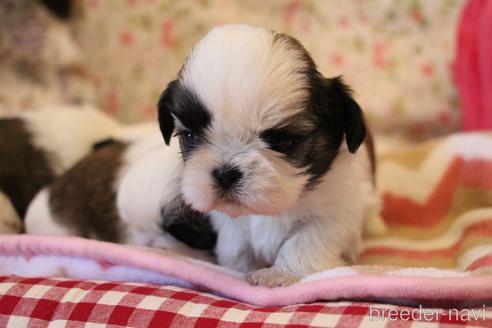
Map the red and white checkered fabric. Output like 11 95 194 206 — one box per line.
0 276 490 328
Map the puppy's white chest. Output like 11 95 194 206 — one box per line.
212 212 292 272
248 215 291 262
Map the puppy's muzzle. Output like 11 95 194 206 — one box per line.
212 166 243 191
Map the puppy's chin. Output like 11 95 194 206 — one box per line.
214 199 298 218
215 202 248 218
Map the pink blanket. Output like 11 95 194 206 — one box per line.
0 235 491 307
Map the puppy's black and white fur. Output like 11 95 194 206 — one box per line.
158 25 381 287
0 105 122 234
25 123 217 259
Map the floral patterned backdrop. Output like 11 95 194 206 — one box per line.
0 0 466 139
73 0 465 139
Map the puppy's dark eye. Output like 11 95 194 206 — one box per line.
261 130 300 154
177 130 201 146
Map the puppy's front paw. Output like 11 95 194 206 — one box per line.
247 268 300 288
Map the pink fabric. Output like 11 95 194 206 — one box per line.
455 0 492 131
0 235 492 307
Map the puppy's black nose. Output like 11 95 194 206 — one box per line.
212 166 243 190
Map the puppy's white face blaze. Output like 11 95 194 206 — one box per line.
182 25 309 134
158 24 367 218
177 25 313 217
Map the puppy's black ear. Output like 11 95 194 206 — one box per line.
39 0 72 20
329 77 366 153
157 80 178 145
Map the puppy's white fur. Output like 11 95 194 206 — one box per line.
181 26 309 134
17 104 123 174
24 188 76 236
171 25 381 286
115 135 215 264
116 125 185 250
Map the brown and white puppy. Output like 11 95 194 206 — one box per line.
24 124 216 260
157 25 382 287
0 105 122 234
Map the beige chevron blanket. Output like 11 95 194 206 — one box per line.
360 132 492 272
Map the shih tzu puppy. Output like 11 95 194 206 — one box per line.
25 123 216 259
0 104 122 233
157 24 381 287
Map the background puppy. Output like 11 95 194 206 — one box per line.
0 105 121 234
158 24 381 287
25 124 216 260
